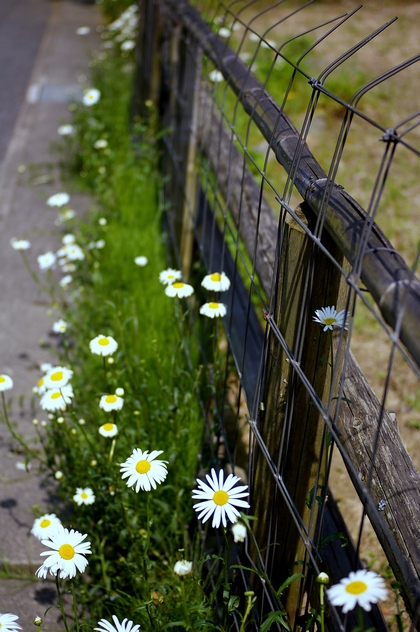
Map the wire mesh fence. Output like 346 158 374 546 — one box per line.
136 0 420 629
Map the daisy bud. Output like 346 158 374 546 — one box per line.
174 560 193 576
317 572 330 585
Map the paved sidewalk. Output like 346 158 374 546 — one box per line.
0 1 101 627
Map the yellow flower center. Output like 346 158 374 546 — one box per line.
51 371 64 382
211 273 222 282
168 275 174 279
103 423 114 431
136 459 151 474
345 580 367 595
59 543 75 560
105 395 117 403
40 519 51 528
81 492 88 499
0 376 5 383
323 317 336 325
98 337 110 346
38 378 44 387
172 282 184 288
51 392 61 400
213 490 229 506
209 302 219 309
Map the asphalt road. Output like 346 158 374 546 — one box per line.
0 0 50 164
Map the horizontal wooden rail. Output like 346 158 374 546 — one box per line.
165 0 420 372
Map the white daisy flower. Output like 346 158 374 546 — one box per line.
94 615 140 632
94 139 108 149
201 272 231 292
90 335 118 356
158 268 182 285
57 209 76 224
326 569 387 613
59 275 73 289
313 306 349 331
43 366 73 390
99 394 124 412
209 70 224 83
199 302 226 318
0 375 13 391
46 192 70 207
165 282 194 298
31 513 62 541
38 524 91 579
134 256 148 267
57 124 74 136
61 263 76 273
38 252 56 271
73 487 95 506
98 217 107 225
0 613 22 632
120 448 168 492
76 26 90 35
99 422 118 437
62 234 76 245
174 560 193 576
10 238 31 250
35 562 57 578
121 40 136 51
83 88 100 107
15 460 31 471
41 363 53 372
40 385 73 412
231 521 247 543
53 319 68 333
57 243 84 261
192 468 250 529
96 240 106 249
261 39 276 49
218 27 231 38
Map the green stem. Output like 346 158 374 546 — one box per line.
328 329 334 384
142 493 151 581
71 581 80 632
239 592 256 632
20 251 50 295
319 584 325 632
180 578 193 630
55 576 70 632
1 393 47 465
357 605 364 631
109 437 116 462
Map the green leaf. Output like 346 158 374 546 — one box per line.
277 573 304 597
260 610 291 632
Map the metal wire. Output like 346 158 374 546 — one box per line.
142 0 420 628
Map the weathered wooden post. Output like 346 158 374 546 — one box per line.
157 5 202 279
135 0 162 119
251 202 349 623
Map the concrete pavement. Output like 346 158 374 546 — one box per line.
0 1 101 627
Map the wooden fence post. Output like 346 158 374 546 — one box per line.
158 10 202 279
251 203 349 623
135 0 160 117
179 49 202 279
